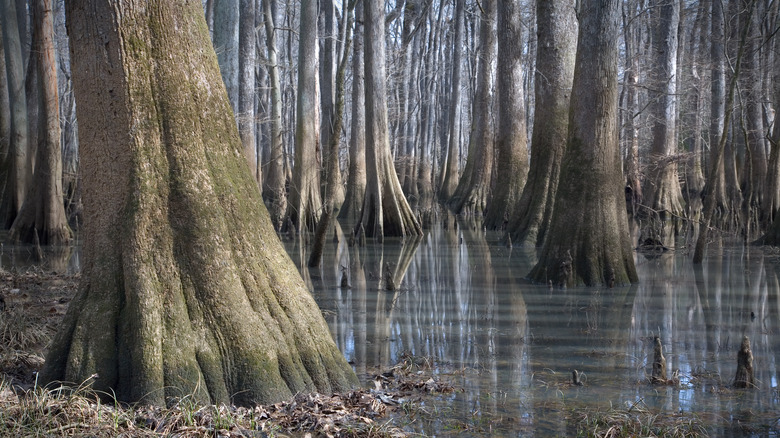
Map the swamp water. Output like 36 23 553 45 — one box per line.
286 221 780 436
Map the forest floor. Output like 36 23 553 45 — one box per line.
0 268 461 437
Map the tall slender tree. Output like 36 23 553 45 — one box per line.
358 0 421 239
438 0 465 202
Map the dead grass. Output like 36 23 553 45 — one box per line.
571 399 709 438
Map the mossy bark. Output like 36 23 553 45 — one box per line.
42 0 358 406
527 0 638 287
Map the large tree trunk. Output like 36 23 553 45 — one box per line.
9 0 71 245
337 0 366 227
484 0 528 230
448 0 496 215
358 0 421 239
42 0 358 407
527 0 638 287
641 0 684 249
261 0 287 229
506 0 576 247
286 0 322 233
0 0 30 228
438 0 464 202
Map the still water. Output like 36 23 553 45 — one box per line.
286 219 780 436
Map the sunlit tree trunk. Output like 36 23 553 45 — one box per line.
641 0 684 249
438 0 464 202
9 0 71 245
261 0 286 229
0 0 30 228
484 0 528 230
448 0 496 215
338 0 365 227
43 0 358 406
286 0 322 233
528 0 638 287
318 0 344 209
358 0 421 239
506 0 576 247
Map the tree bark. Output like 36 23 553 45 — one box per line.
358 0 421 239
506 0 576 247
527 0 638 287
43 0 357 406
9 0 71 245
484 0 528 230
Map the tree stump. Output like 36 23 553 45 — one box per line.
651 336 667 383
734 336 755 388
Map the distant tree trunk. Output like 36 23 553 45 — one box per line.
286 0 322 233
765 24 780 224
0 0 30 228
261 0 287 229
318 0 344 209
622 0 642 217
9 0 71 245
238 0 257 181
212 0 239 114
438 0 464 202
506 0 576 247
43 0 358 406
484 0 528 230
448 0 496 215
528 0 638 287
338 0 366 227
740 0 765 236
358 0 421 239
640 0 684 249
695 0 755 262
0 24 9 171
308 4 353 268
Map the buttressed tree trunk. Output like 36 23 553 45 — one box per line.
286 0 322 233
438 0 465 203
43 0 358 406
527 0 638 287
359 0 421 239
484 0 528 230
641 0 684 249
338 0 366 226
0 0 30 228
9 0 71 245
506 0 576 247
448 0 496 215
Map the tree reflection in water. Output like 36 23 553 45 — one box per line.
287 223 780 435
